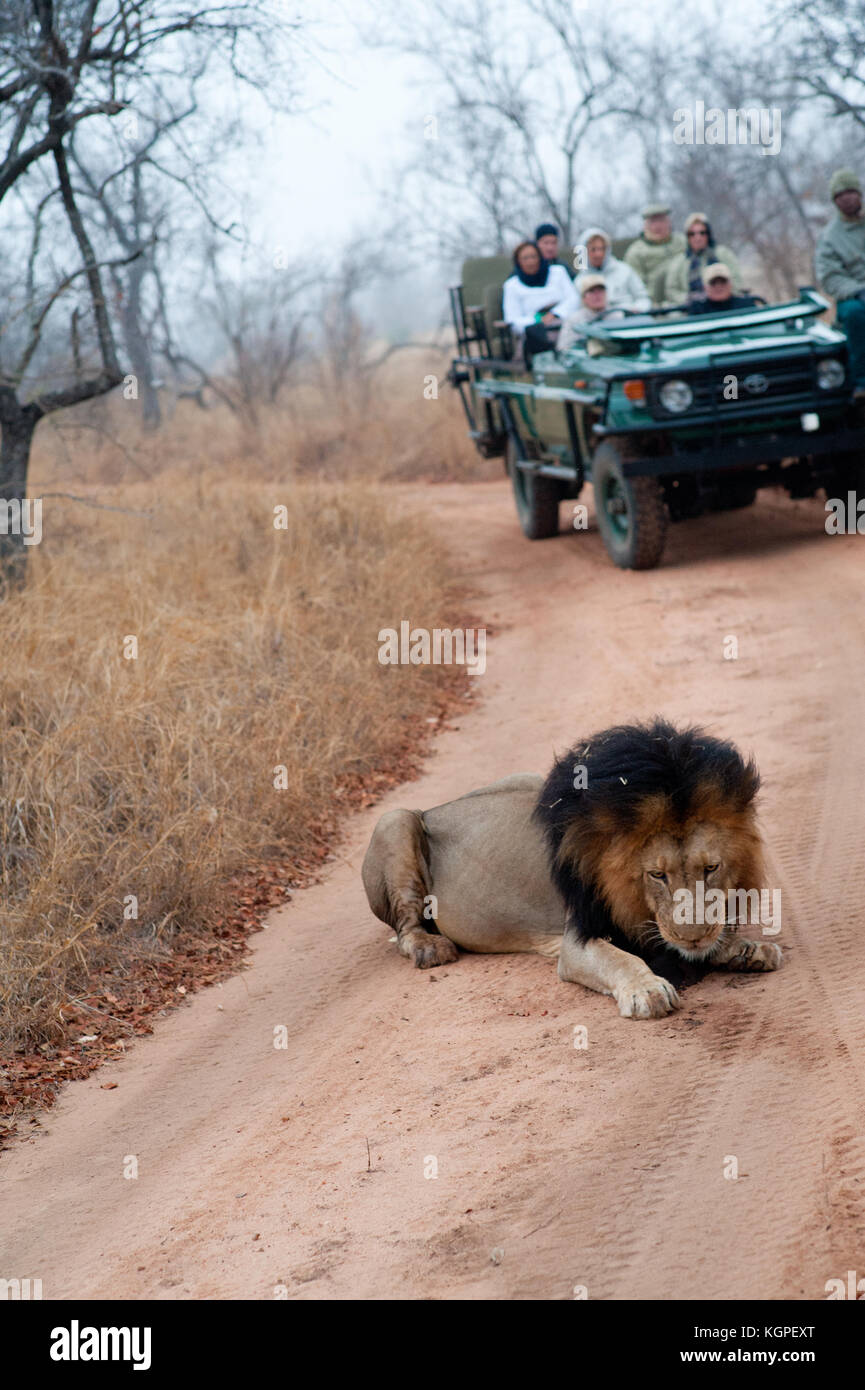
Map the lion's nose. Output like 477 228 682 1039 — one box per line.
667 925 716 947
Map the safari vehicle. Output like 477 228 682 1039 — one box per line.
448 256 865 568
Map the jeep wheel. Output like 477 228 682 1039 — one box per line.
717 478 757 511
506 434 561 540
591 440 668 569
826 450 865 505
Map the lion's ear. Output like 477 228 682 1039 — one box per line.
729 756 761 811
744 757 760 801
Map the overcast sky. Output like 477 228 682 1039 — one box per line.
235 0 759 259
238 5 420 256
206 3 445 332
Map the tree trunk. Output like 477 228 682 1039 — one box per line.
122 254 161 431
0 402 42 589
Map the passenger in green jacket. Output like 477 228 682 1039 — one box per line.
655 212 743 305
623 203 686 305
815 168 865 394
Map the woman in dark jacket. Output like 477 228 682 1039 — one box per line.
657 212 743 304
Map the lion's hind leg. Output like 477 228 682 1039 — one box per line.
361 808 459 970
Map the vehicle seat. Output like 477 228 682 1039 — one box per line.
461 255 514 359
610 236 635 262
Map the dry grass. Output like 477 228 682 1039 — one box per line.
38 349 499 489
0 371 485 1051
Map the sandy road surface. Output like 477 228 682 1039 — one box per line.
2 482 865 1301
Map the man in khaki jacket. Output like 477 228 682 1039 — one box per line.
624 202 686 305
815 167 865 395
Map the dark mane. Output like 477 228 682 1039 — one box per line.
532 718 761 984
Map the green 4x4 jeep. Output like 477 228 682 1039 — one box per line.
449 257 865 569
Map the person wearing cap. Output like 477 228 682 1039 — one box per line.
686 264 758 315
815 168 865 393
557 273 626 353
656 213 743 305
535 222 577 279
623 203 686 304
573 227 650 311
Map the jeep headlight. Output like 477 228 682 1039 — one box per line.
817 358 845 390
659 379 693 413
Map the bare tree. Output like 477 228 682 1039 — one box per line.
0 1 299 577
775 0 865 129
315 245 382 400
617 15 865 295
365 0 640 257
368 0 865 296
69 106 195 431
174 243 313 428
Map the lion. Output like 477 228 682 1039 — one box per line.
361 719 782 1018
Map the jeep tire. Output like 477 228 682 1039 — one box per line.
591 439 669 569
506 434 562 540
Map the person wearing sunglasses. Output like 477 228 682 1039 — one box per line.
658 213 743 305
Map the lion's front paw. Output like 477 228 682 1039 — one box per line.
724 938 783 972
615 974 682 1019
400 930 459 970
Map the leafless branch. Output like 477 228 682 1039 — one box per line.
36 491 153 518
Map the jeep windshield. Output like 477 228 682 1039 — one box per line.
579 289 830 347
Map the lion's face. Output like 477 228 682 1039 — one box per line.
639 822 751 958
540 722 766 968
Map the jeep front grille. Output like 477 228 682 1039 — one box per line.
648 353 834 421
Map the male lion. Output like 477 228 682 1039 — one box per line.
361 719 782 1018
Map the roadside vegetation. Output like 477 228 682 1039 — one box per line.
0 367 486 1057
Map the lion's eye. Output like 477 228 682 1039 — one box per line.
704 863 719 874
649 870 667 881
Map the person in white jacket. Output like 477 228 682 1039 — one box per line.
574 227 651 312
501 241 578 364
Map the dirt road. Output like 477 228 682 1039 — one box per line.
3 481 865 1300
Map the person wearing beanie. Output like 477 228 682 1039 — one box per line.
558 273 626 352
656 212 743 305
815 168 865 393
534 222 576 279
623 202 686 303
686 263 758 315
573 227 650 311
